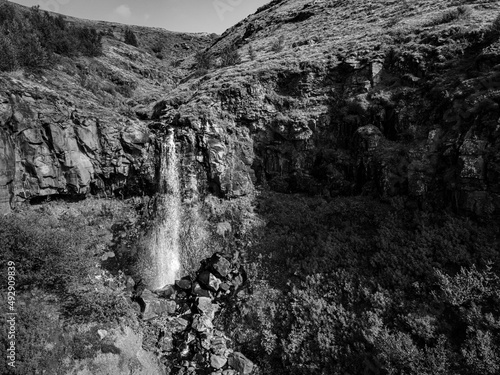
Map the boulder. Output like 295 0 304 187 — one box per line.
97 329 108 340
228 352 254 375
210 335 227 355
220 282 231 292
198 271 221 292
210 354 227 370
192 314 214 333
159 333 174 352
354 125 383 154
193 282 212 298
168 317 189 333
156 285 176 299
176 278 192 290
140 290 177 320
211 254 231 278
196 297 219 319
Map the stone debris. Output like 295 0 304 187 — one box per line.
132 253 254 374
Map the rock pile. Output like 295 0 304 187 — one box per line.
133 253 253 375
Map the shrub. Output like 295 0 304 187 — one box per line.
425 6 472 27
0 35 17 71
220 45 241 67
249 44 256 60
491 13 500 36
151 41 162 54
124 28 138 47
271 35 285 52
195 49 213 70
77 27 102 56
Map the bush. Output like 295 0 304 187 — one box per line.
271 35 285 52
491 13 500 36
425 6 472 27
0 3 102 71
195 49 213 70
0 35 17 71
76 27 102 56
124 28 138 47
249 44 256 60
220 45 241 67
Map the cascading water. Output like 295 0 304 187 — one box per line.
149 130 181 290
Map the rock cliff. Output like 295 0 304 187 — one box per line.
2 0 500 217
0 3 214 213
2 1 500 375
153 0 500 217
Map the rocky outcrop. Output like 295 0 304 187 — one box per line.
152 0 500 217
2 1 499 219
0 82 156 210
134 253 254 375
0 5 214 214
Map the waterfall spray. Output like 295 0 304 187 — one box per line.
149 130 181 290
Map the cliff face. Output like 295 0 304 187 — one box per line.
153 0 500 217
1 0 500 218
0 5 214 213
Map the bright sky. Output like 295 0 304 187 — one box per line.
10 0 270 34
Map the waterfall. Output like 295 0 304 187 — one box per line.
149 130 181 290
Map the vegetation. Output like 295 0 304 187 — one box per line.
124 28 138 47
0 3 102 71
0 206 132 322
220 45 241 67
492 13 500 36
271 35 285 52
249 44 256 60
424 5 472 27
194 49 214 76
223 193 500 375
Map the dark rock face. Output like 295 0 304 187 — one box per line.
2 5 498 219
154 51 500 217
0 83 156 211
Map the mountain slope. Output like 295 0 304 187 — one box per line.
0 1 215 212
154 0 500 216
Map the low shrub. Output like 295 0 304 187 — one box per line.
195 49 213 70
491 13 500 36
220 45 241 67
271 35 285 52
124 28 138 47
249 44 256 60
425 6 472 27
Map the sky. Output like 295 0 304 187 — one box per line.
10 0 270 34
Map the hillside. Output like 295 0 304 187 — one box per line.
1 1 500 375
155 0 500 216
0 0 215 212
